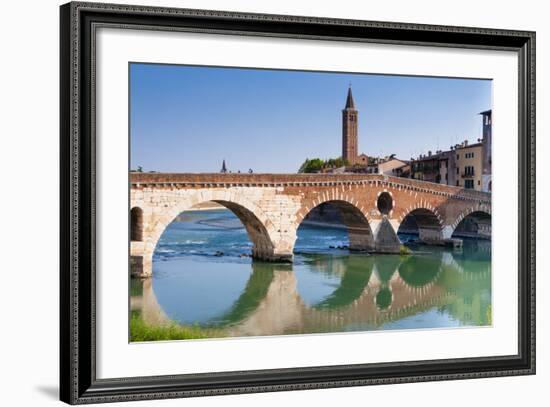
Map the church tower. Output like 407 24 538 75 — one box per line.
342 86 358 165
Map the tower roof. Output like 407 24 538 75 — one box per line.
345 86 355 109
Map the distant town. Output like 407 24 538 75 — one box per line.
292 87 492 193
132 86 492 193
218 87 492 192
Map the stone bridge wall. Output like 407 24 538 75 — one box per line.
130 173 491 277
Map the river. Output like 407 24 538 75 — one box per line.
130 208 491 340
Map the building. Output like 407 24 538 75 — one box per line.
410 150 456 186
411 152 440 183
338 86 491 192
454 141 483 190
356 153 369 166
391 162 411 178
480 110 492 192
406 109 491 191
340 88 407 174
409 141 484 191
342 86 359 165
220 159 228 173
378 157 409 176
439 150 457 187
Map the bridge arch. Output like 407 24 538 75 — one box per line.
450 208 492 239
295 197 375 252
139 190 281 276
397 206 444 243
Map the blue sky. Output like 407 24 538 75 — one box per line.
130 63 491 173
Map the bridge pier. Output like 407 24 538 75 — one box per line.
348 230 376 252
416 226 464 249
252 247 294 262
130 232 296 279
130 254 153 278
418 227 444 244
371 218 401 254
130 240 153 278
261 234 296 262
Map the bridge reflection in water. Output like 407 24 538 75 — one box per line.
130 239 491 339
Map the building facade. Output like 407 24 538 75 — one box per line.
410 150 456 186
410 142 484 191
411 152 441 183
454 141 483 191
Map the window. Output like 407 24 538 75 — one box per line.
456 180 459 186
456 154 459 160
465 179 474 189
478 180 481 185
456 167 459 174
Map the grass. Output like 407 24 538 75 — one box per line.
486 304 492 325
130 314 220 342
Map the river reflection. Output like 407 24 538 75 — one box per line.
130 210 491 340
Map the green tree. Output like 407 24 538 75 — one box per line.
326 157 349 168
298 158 324 173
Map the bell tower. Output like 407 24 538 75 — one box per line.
342 86 358 165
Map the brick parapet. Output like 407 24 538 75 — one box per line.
130 173 490 204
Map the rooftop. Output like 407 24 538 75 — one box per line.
455 142 483 150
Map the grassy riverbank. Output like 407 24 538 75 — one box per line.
130 314 220 342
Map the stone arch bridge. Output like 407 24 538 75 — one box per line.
130 173 491 277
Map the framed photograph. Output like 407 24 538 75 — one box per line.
60 1 535 404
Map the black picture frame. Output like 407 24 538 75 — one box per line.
60 1 536 404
